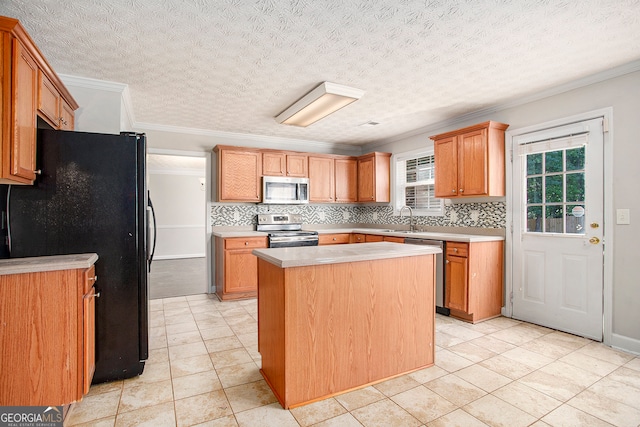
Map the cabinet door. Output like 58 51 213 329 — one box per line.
83 287 96 395
335 158 357 202
308 156 335 202
445 254 468 312
82 267 97 395
357 156 374 201
38 71 60 127
458 128 488 196
218 149 261 201
59 98 75 130
262 152 285 176
286 154 308 177
224 248 260 293
11 39 38 182
434 136 458 198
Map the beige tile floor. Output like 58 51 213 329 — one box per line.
66 294 640 427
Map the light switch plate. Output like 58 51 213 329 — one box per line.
616 209 630 224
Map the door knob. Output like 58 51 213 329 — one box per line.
589 237 600 244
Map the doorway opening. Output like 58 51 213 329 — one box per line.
147 152 207 299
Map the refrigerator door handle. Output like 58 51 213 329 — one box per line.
147 197 157 272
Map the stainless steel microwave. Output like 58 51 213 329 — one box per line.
262 176 309 204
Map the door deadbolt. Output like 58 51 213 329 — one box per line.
590 223 599 228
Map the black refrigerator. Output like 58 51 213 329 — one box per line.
1 128 155 383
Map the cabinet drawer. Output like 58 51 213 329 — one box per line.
446 242 469 257
225 237 267 250
319 233 351 245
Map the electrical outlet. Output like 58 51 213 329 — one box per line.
233 210 240 221
616 209 630 225
319 212 325 221
343 211 350 220
372 212 378 221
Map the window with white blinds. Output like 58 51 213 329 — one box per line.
394 148 443 216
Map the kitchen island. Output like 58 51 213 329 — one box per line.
253 242 440 409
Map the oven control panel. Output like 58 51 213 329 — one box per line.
257 213 303 225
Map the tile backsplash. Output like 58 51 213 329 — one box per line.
211 201 505 229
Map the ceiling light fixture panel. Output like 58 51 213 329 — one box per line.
275 82 364 127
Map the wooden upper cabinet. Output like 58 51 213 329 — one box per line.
286 153 307 177
215 146 262 202
308 156 335 202
0 17 78 185
357 152 391 202
214 145 390 204
262 152 307 177
431 121 508 198
10 38 38 183
334 157 357 202
38 70 75 130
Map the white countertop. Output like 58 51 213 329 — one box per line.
322 228 504 243
212 226 503 242
253 241 441 268
0 253 99 275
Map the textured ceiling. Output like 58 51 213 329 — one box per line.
1 0 639 145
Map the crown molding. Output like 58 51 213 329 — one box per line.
134 121 362 155
59 73 128 92
367 59 640 149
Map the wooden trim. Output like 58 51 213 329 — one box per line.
429 120 509 140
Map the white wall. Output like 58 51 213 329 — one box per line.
367 70 640 353
148 160 206 260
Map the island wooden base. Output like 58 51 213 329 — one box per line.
257 254 435 409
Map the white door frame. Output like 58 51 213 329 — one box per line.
504 107 614 346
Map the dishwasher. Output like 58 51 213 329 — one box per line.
404 238 449 316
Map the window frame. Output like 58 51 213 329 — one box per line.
391 145 444 216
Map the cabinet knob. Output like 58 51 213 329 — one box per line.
244 241 249 245
34 169 42 175
332 237 336 241
453 248 458 252
84 291 101 299
459 189 464 193
451 189 456 193
89 275 98 282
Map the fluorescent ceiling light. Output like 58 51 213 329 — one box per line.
275 82 364 127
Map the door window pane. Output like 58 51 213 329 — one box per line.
527 206 542 232
566 173 585 202
545 151 563 173
566 204 586 234
545 205 564 233
545 175 563 203
566 146 585 171
527 153 542 175
527 177 542 204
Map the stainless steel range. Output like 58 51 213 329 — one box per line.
257 213 319 248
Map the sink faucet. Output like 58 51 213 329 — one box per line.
400 206 415 232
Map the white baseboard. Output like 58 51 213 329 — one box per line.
154 254 206 260
610 333 640 356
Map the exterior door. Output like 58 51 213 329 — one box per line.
512 118 604 340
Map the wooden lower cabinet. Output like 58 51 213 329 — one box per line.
0 264 97 405
445 241 504 323
215 236 267 300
